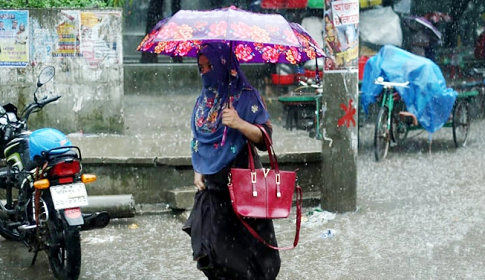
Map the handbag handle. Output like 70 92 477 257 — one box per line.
235 123 302 250
234 185 303 250
256 124 279 172
246 124 280 197
246 124 278 172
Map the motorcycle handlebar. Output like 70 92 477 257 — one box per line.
17 95 62 127
38 95 61 107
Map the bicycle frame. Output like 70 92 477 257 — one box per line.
378 86 395 132
373 78 410 161
314 93 324 140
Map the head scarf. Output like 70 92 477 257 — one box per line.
191 42 269 175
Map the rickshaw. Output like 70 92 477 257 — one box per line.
360 45 478 161
371 77 476 161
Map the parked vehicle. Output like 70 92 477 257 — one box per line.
373 77 474 162
0 66 110 280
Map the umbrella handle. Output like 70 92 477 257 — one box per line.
221 99 230 146
315 59 321 83
221 127 227 146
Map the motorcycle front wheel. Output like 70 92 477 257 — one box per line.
46 212 81 280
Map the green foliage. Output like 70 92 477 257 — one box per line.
0 0 131 8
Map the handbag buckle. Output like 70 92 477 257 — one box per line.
263 168 270 178
276 173 281 197
251 172 257 196
251 171 256 184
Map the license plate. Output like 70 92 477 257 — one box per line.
50 182 89 210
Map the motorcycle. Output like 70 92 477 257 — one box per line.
0 66 110 280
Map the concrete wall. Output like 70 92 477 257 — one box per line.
0 9 124 134
124 63 271 95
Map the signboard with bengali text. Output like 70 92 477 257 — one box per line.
324 0 359 71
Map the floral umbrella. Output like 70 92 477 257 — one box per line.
402 16 442 40
136 6 326 65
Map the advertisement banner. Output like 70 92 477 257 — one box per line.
80 11 121 67
324 0 359 71
0 10 29 67
53 11 81 58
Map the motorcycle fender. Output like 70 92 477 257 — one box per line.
63 207 85 226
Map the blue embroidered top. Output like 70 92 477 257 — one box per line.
191 42 270 175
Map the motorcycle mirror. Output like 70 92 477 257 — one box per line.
37 66 55 87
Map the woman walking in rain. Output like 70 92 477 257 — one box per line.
183 42 280 280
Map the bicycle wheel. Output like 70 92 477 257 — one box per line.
452 100 470 147
374 106 390 161
390 101 408 146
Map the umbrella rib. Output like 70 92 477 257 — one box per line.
226 8 231 42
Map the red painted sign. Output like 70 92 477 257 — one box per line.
338 99 356 127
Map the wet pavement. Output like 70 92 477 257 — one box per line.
1 92 484 279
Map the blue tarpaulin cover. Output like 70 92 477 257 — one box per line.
360 45 458 133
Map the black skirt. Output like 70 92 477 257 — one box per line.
183 174 281 280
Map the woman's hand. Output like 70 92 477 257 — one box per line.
222 107 242 129
194 172 205 191
222 107 264 144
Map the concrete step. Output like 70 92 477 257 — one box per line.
165 186 197 210
165 186 321 211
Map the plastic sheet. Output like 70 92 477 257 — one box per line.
360 45 458 133
360 7 402 47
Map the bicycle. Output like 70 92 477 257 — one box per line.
373 78 410 161
373 77 476 162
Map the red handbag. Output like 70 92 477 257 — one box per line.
228 125 302 250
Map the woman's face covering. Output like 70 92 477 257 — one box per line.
198 54 212 75
198 54 219 89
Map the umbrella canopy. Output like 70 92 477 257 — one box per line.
402 16 442 40
137 6 326 64
424 12 452 24
261 0 308 9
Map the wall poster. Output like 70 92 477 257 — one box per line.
0 10 29 67
324 0 359 71
53 11 82 58
80 11 122 67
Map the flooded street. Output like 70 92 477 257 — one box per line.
1 117 484 280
